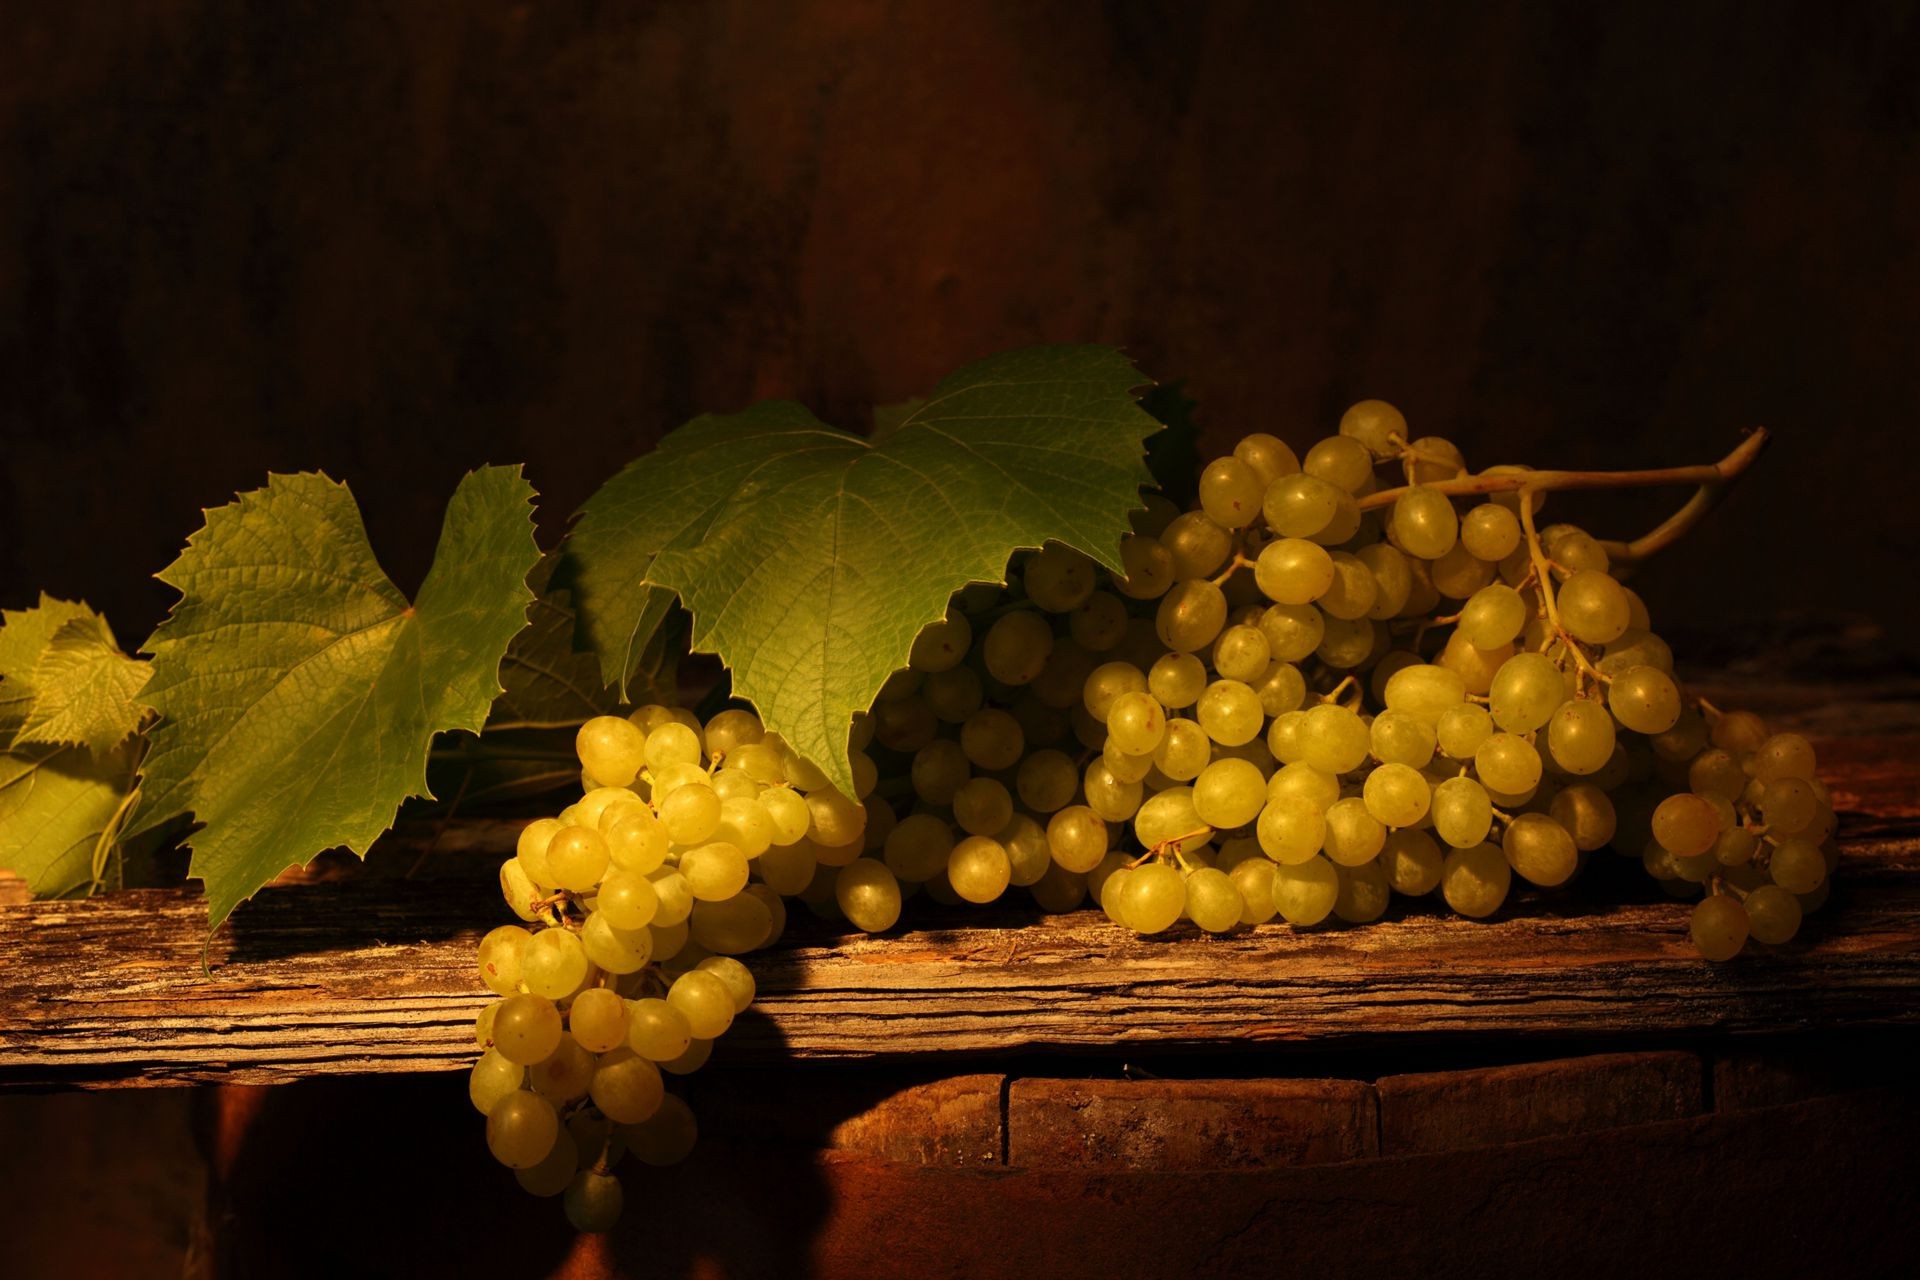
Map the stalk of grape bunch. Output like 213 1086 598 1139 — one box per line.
469 400 1827 1230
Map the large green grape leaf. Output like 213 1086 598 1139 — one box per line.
17 615 152 757
131 467 541 929
568 344 1159 798
488 553 677 731
0 594 98 742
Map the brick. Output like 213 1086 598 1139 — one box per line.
1377 1050 1703 1155
1007 1076 1376 1170
691 1069 1004 1165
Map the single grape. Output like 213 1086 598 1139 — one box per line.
627 998 693 1063
1197 680 1264 746
667 970 736 1039
1192 758 1267 829
1383 664 1468 725
1460 502 1521 561
1199 456 1267 527
469 1050 524 1115
1442 844 1511 918
1769 839 1827 894
1690 894 1750 961
1381 829 1444 895
909 610 973 672
514 1128 581 1199
1162 511 1235 578
1254 538 1336 606
1333 861 1392 923
1273 856 1341 925
1157 578 1230 652
948 836 1013 903
1488 652 1567 734
836 858 904 932
1745 884 1804 945
1024 543 1098 611
1609 666 1683 735
1154 719 1214 782
1390 486 1459 559
1556 570 1632 645
487 1090 560 1169
564 1170 625 1233
1322 797 1387 866
1212 624 1273 682
477 925 530 997
1652 793 1723 858
1338 400 1407 458
1503 813 1579 887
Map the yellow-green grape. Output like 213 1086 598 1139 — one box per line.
1143 654 1202 710
1769 839 1826 894
647 866 695 927
1437 632 1508 698
643 722 702 774
1268 761 1340 813
704 707 765 758
1370 710 1436 769
909 609 972 672
1474 733 1542 796
999 815 1051 887
1262 473 1344 539
983 609 1053 686
1310 487 1366 546
1599 629 1676 679
1321 797 1386 866
1354 543 1412 620
879 812 949 882
606 809 670 876
1253 538 1335 606
1234 431 1302 483
584 1047 663 1126
1106 691 1169 756
688 892 773 955
1212 624 1272 683
1549 784 1617 852
1403 435 1466 484
1303 434 1374 493
1120 862 1185 934
1197 680 1264 747
475 1000 501 1051
517 927 586 998
1435 703 1494 760
514 1126 581 1198
949 835 1013 903
678 841 749 901
953 777 1014 837
546 825 611 893
487 1089 560 1169
958 708 1023 772
1332 860 1391 922
1556 570 1631 645
1267 710 1309 764
1547 698 1616 776
1030 861 1089 913
626 997 692 1063
1135 786 1211 855
470 1049 524 1114
576 785 640 831
1337 399 1407 458
1381 829 1444 895
493 993 564 1065
1259 603 1326 664
1162 511 1235 579
1430 776 1493 849
1193 758 1268 829
1390 486 1459 559
911 739 971 806
1156 578 1229 654
1441 843 1511 918
1489 652 1567 734
530 1033 597 1106
1274 855 1341 925
1082 758 1144 822
559 1169 622 1234
1745 884 1803 944
695 956 756 1013
923 665 984 722
596 870 660 932
1014 749 1078 814
649 915 691 962
623 1092 699 1168
1429 542 1496 600
1152 720 1211 783
1460 502 1521 562
1714 824 1759 867
666 970 735 1040
1251 660 1308 719
1548 527 1610 574
1652 793 1722 858
1024 542 1097 612
1362 763 1431 828
753 787 807 846
1300 703 1371 774
575 715 647 788
514 817 562 888
1458 584 1529 650
1690 894 1750 961
566 988 629 1055
1229 858 1279 924
1199 456 1268 528
835 859 903 932
1383 664 1468 725
730 738 789 783
1113 534 1177 600
1608 666 1682 735
1711 709 1770 753
1316 552 1378 621
1101 741 1154 785
654 786 717 847
1098 866 1135 926
1751 732 1818 782
1183 866 1245 933
1070 591 1129 651
1688 749 1748 801
478 925 530 997
581 911 652 975
1503 813 1578 887
1084 660 1150 720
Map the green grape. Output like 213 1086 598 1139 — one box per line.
1547 698 1616 776
948 835 1013 903
1134 787 1211 854
1503 813 1578 887
514 1127 580 1199
1085 661 1151 720
1069 590 1129 652
530 1033 596 1105
1431 775 1494 849
647 868 695 927
1745 884 1803 945
909 609 972 672
563 1170 624 1233
1769 839 1826 894
469 1049 525 1114
1123 862 1187 934
1154 719 1213 782
1355 543 1413 620
1263 473 1345 539
1016 749 1079 813
999 815 1051 887
1548 527 1610 574
1213 624 1273 682
1714 825 1759 867
1556 570 1631 645
1197 680 1264 746
1145 652 1205 709
1192 758 1267 829
577 785 643 831
883 813 953 881
1549 783 1617 852
1044 805 1105 875
1370 709 1437 769
493 993 564 1066
1250 660 1308 718
805 791 864 850
597 870 661 932
1405 435 1466 484
1441 843 1511 918
1113 534 1177 600
650 916 691 962
576 715 647 788
704 708 765 759
1300 703 1371 774
680 842 751 902
1333 861 1391 922
667 970 735 1039
983 609 1053 685
1362 763 1431 828
1106 691 1169 756
1083 758 1144 822
1488 652 1566 734
911 743 974 812
1608 666 1682 735
1474 734 1543 798
1458 584 1528 650
1259 603 1326 663
923 664 985 721
1267 761 1340 813
953 777 1014 837
1097 865 1135 925
1711 709 1770 754
1383 664 1468 725
1338 399 1407 458
1162 511 1235 578
478 925 530 997
1267 710 1309 763
1024 542 1097 611
1183 867 1244 933
687 894 773 955
1752 733 1818 782
500 856 543 924
696 955 756 1013
1652 793 1722 858
1598 629 1675 677
1303 434 1375 493
1688 749 1748 800
627 997 693 1062
606 808 671 874
623 1093 699 1167
1435 703 1494 759
1157 578 1230 652
1381 829 1444 895
1429 542 1496 600
1390 486 1459 559
1030 860 1089 912
1322 797 1386 866
1229 857 1279 924
582 911 653 975
1317 552 1379 620
1199 456 1268 528
546 825 611 892
1274 855 1341 925
487 1090 560 1169
521 927 591 998
1254 538 1336 605
730 739 789 783
567 988 629 1054
1460 502 1521 561
960 708 1025 771
655 785 719 846
1235 431 1302 483
643 722 702 773
1690 894 1750 961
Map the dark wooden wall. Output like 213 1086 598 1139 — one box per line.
3 0 1917 651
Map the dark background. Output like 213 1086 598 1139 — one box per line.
2 1 1917 645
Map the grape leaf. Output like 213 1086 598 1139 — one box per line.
0 593 97 742
17 615 151 757
489 553 676 731
568 344 1159 798
131 467 541 929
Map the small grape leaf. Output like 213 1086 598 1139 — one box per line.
0 593 97 742
0 739 138 898
17 615 152 757
489 553 678 731
131 467 541 929
568 344 1159 798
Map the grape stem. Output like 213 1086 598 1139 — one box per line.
1359 429 1771 569
1518 496 1612 690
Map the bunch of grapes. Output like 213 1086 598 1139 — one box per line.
469 400 1833 1230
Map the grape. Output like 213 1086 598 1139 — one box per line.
1690 894 1750 961
667 970 736 1039
1652 793 1723 858
1114 534 1177 599
983 610 1053 685
1546 698 1616 776
606 808 671 874
1025 543 1097 611
1192 758 1267 829
564 1171 624 1233
1322 797 1387 866
1162 511 1235 578
1030 861 1089 913
953 777 1015 836
1338 399 1407 458
624 1093 699 1167
1333 861 1391 923
1435 703 1494 759
1357 543 1414 619
1154 720 1213 782
949 836 1013 903
582 912 652 975
1458 585 1528 650
1556 571 1632 645
834 858 903 932
1199 456 1267 528
1429 543 1495 600
1549 784 1617 852
644 722 702 772
1459 503 1521 561
1263 473 1345 539
531 1034 596 1105
478 925 530 997
1197 680 1264 746
1254 538 1335 605
597 870 661 931
515 1128 580 1198
688 894 773 955
1300 704 1371 774
546 824 611 892
576 715 647 788
806 791 865 849
1745 884 1804 945
1234 431 1301 483
569 987 630 1054
1250 661 1308 718
1752 733 1818 782
1084 661 1150 719
909 610 973 671
1441 844 1511 918
1475 733 1543 795
521 927 591 998
493 993 564 1065
1711 709 1770 754
1156 579 1229 652
1431 775 1493 849
1609 666 1683 735
960 708 1025 770
1362 763 1431 828
1369 709 1436 769
1503 813 1578 887
680 843 751 901
1134 787 1210 854
1183 867 1244 933
1122 862 1187 934
627 998 692 1062
1383 664 1467 725
1317 553 1379 620
1047 806 1109 873
470 1050 525 1115
487 1090 560 1168
1267 761 1340 813
1212 624 1272 682
1259 603 1326 663
923 666 983 722
1106 691 1169 756
1381 829 1444 895
1273 856 1341 925
1769 839 1826 894
1390 486 1459 559
1489 652 1567 734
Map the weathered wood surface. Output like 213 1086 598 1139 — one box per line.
2 716 1917 1090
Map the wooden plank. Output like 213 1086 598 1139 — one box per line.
2 735 1917 1090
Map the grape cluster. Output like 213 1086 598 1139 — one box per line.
469 400 1832 1230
